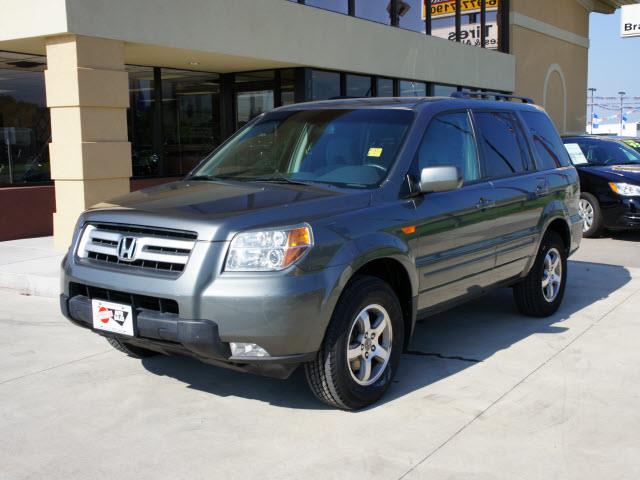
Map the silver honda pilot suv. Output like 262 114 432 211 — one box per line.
61 94 582 409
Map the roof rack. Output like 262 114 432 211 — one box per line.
451 91 535 104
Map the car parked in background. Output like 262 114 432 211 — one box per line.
619 137 640 155
60 94 582 409
562 135 640 237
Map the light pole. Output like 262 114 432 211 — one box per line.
618 91 626 135
588 87 596 134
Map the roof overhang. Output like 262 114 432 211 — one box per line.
577 0 640 14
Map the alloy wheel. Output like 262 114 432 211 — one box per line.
346 304 393 386
579 199 594 233
542 247 563 303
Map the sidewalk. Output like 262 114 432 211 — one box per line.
0 237 64 298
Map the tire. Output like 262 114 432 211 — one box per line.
579 192 603 238
513 231 567 317
305 276 404 410
106 337 158 358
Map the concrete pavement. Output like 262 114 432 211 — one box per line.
1 247 640 479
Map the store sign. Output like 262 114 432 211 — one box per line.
431 20 498 48
621 4 640 38
423 0 499 20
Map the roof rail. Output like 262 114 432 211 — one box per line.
451 91 535 104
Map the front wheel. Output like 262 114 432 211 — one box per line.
579 193 603 238
305 276 404 410
513 231 567 317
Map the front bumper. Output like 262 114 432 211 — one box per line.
602 197 640 230
60 293 316 379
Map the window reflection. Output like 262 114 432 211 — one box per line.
400 80 427 97
0 52 50 185
236 90 275 128
305 0 348 14
127 66 157 177
346 74 372 97
311 70 341 100
397 0 426 32
161 69 221 176
433 84 457 96
376 78 394 97
355 0 392 25
280 69 296 106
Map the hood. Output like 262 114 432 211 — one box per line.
578 164 640 184
83 180 372 241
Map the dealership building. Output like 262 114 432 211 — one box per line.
0 0 636 246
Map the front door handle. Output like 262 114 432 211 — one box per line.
475 198 496 210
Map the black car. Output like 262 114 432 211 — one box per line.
562 135 640 237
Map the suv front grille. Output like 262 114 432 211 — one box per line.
69 282 179 314
76 223 197 274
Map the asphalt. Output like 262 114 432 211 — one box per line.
1 234 640 480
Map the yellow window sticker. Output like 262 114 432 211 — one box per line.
368 147 383 158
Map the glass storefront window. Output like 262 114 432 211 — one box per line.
433 84 458 97
400 80 427 97
236 90 275 127
346 74 372 97
311 70 341 100
376 78 394 97
127 66 157 177
161 69 221 176
355 0 392 25
431 15 456 42
0 52 50 186
305 0 348 14
280 69 296 106
397 0 426 32
236 71 275 83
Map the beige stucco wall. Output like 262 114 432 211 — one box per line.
46 35 131 248
511 1 590 133
511 0 590 37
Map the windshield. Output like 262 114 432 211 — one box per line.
564 138 640 166
621 138 640 154
191 108 414 188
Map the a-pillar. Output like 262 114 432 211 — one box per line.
45 34 131 250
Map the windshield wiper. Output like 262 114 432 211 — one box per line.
250 176 314 186
187 174 234 182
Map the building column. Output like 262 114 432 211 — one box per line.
45 34 131 249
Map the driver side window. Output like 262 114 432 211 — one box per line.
418 111 480 182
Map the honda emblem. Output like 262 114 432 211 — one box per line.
117 236 138 262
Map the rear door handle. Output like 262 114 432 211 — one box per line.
475 198 496 210
536 180 550 197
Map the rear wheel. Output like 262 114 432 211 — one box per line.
305 276 404 410
106 337 158 358
579 192 603 238
513 231 567 317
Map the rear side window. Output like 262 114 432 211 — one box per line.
521 111 572 169
417 112 480 182
474 111 530 179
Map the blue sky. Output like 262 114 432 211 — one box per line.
588 9 640 124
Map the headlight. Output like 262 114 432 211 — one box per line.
224 224 313 272
609 182 640 197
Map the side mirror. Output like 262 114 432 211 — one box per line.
419 166 463 194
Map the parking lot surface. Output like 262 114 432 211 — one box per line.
2 234 640 480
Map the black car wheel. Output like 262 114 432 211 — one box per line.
305 276 404 410
579 192 603 238
513 231 568 317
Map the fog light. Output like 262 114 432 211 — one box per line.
230 342 270 357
